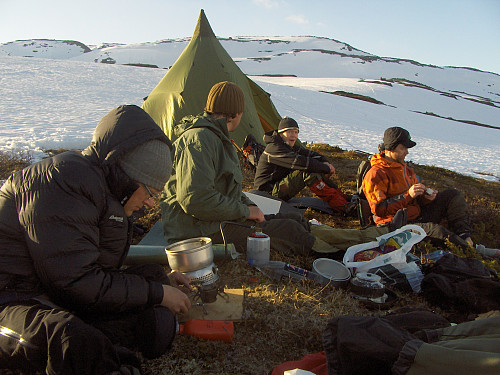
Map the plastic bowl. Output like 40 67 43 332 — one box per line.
312 258 351 288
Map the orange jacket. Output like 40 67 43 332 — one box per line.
362 152 420 225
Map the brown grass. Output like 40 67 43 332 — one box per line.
0 151 32 180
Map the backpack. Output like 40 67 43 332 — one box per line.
240 134 265 170
421 253 500 316
352 155 374 227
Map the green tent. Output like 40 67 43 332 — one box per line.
142 9 281 147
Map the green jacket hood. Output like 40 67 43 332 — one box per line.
173 113 230 142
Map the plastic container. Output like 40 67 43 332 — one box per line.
212 243 237 261
246 230 270 266
178 319 234 343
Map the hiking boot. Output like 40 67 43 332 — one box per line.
388 208 407 231
459 232 474 247
342 201 358 218
309 179 348 213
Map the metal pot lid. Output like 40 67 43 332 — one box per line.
354 272 382 284
312 258 351 282
165 237 212 254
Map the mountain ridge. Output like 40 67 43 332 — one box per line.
2 37 499 77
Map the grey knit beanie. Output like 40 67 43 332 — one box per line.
120 139 172 191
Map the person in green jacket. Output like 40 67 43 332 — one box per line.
161 82 401 255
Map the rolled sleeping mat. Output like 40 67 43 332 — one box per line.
124 245 168 265
124 243 239 265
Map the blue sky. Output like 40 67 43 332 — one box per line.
1 0 499 74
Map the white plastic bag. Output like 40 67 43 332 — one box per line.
343 224 426 274
366 260 425 293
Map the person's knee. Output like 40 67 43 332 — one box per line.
302 172 321 187
135 306 177 359
54 315 122 374
439 188 462 202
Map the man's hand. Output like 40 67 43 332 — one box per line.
168 271 192 294
161 284 191 314
324 162 335 175
408 183 427 198
248 205 265 223
423 188 438 201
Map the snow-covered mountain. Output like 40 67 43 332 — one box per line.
0 38 499 181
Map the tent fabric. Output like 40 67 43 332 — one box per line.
142 9 281 147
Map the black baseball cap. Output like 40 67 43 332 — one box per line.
383 127 416 150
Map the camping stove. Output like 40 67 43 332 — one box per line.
184 263 228 312
183 262 219 286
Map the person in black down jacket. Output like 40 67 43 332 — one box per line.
254 117 355 215
0 105 191 375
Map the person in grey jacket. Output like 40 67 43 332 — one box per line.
0 105 191 374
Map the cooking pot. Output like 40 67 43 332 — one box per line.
349 272 385 298
312 258 351 288
165 237 213 272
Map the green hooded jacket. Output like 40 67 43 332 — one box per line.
162 113 254 244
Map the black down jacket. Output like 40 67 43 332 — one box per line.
0 105 171 314
253 130 331 192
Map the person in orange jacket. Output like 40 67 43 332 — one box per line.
362 126 473 247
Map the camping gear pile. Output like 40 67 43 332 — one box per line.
343 225 426 294
269 226 500 374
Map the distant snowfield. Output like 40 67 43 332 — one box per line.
0 56 164 153
254 78 499 180
0 53 499 181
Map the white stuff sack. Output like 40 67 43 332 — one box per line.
343 224 426 274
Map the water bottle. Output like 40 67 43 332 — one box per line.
256 261 326 285
247 229 270 266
